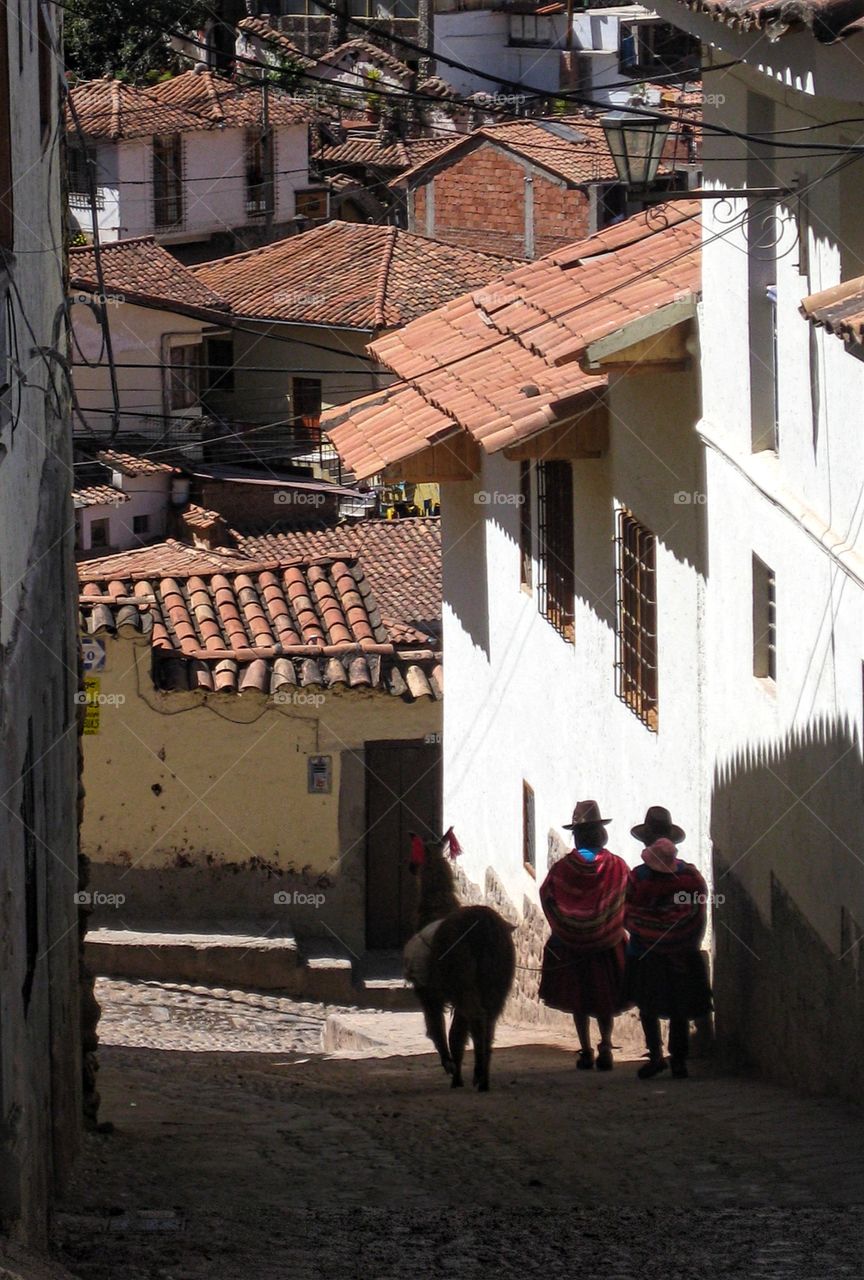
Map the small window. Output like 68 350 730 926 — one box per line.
752 554 776 681
295 188 329 224
0 4 11 249
90 517 110 548
523 780 536 876
245 129 274 218
537 460 575 642
205 336 235 394
132 514 150 535
153 133 183 229
293 376 322 440
519 460 533 591
38 4 52 146
168 343 202 411
616 509 658 730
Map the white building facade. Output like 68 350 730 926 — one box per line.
653 0 864 1099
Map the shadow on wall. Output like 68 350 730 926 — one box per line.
711 714 864 1104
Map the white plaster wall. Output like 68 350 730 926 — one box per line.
434 11 565 96
441 367 709 917
70 299 210 436
77 473 171 553
83 126 309 242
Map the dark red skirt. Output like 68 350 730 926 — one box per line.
623 949 713 1020
539 936 630 1018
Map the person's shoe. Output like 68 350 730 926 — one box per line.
596 1044 614 1071
637 1055 667 1080
576 1049 595 1070
670 1059 689 1079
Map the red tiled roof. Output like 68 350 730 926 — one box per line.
233 517 441 639
318 39 413 83
69 238 229 319
191 221 515 329
67 77 202 140
324 204 701 478
236 16 314 67
417 76 461 101
394 117 622 190
319 136 452 172
73 484 128 508
147 69 315 128
668 0 864 40
800 276 864 343
98 450 179 477
78 543 441 699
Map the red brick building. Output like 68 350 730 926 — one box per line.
393 118 626 260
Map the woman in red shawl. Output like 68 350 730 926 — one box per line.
624 806 713 1080
539 800 630 1070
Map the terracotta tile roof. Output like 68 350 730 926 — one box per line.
67 77 202 140
318 39 414 83
98 450 179 477
147 69 316 128
324 204 701 478
73 484 128 508
181 504 229 531
232 517 441 639
800 276 864 343
417 76 461 101
236 16 315 67
69 238 230 319
78 543 441 700
394 117 622 190
668 0 864 40
191 221 516 329
319 135 452 172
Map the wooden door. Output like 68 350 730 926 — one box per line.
365 740 442 950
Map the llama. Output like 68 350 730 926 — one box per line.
403 829 516 1091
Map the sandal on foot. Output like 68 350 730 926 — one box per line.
576 1049 595 1070
637 1056 667 1080
596 1044 614 1071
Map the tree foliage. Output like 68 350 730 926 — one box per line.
65 0 212 82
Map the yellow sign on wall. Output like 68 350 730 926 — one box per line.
82 676 100 735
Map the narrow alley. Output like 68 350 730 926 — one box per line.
53 980 864 1280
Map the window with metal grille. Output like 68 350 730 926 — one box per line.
522 780 536 876
245 129 274 217
153 134 183 229
537 460 575 642
519 460 533 591
615 509 658 730
67 144 102 208
752 554 776 680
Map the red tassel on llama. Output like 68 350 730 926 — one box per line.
445 827 462 860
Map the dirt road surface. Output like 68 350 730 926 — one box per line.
53 980 864 1279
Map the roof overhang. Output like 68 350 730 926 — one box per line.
582 296 699 372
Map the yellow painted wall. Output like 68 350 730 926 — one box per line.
81 634 441 874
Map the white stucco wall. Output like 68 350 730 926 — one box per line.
71 124 310 243
70 297 212 437
441 367 709 917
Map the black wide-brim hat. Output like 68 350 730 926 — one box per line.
564 799 611 831
630 804 686 843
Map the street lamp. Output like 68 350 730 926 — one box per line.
600 110 671 190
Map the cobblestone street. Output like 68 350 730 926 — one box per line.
49 979 864 1279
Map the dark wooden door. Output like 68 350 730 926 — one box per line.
365 740 442 950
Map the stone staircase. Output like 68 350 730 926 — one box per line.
85 926 418 1010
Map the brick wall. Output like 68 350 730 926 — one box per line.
407 145 593 260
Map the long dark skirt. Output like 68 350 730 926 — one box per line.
539 936 630 1018
623 948 713 1020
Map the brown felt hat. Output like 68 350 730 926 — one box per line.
563 799 611 831
631 805 686 844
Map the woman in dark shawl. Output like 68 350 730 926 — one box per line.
624 806 713 1080
539 800 630 1070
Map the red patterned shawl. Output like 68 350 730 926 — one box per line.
539 849 629 953
625 861 708 954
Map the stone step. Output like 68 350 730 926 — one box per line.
85 928 305 993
